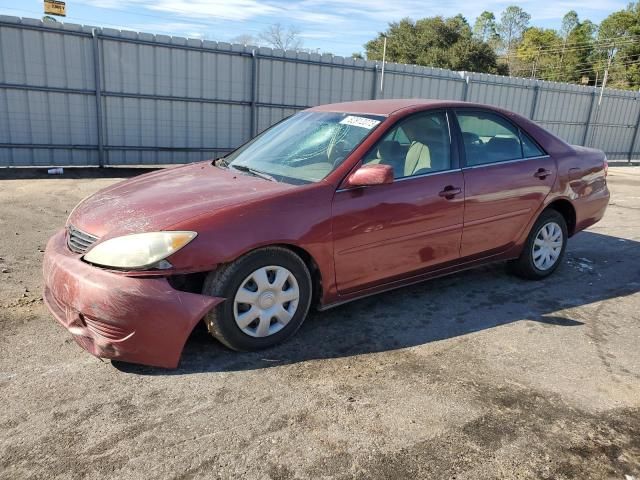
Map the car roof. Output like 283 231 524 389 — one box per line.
307 99 496 116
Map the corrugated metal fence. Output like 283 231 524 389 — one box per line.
1 15 639 167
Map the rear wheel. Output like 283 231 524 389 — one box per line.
509 209 568 280
202 247 312 351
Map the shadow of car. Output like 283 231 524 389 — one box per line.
114 231 639 376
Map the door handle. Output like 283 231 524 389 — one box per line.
438 186 462 199
534 168 552 179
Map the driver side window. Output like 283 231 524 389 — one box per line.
363 111 451 179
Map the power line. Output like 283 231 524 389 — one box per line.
510 52 640 76
532 58 640 83
497 36 640 60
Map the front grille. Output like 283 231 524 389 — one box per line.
67 225 99 254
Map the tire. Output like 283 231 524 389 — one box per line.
202 247 312 351
508 209 568 280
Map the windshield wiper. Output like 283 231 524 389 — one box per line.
230 164 277 182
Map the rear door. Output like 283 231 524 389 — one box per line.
453 109 556 258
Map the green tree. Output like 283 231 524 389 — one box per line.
498 6 531 73
597 3 640 89
473 11 500 46
561 19 596 84
516 28 563 79
560 11 580 40
364 15 503 74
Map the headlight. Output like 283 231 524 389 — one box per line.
83 231 197 269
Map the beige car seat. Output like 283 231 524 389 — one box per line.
404 128 448 176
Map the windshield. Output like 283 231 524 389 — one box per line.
223 111 384 184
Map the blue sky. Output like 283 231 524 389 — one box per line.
0 0 627 56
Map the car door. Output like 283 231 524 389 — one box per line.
332 110 464 294
453 109 556 258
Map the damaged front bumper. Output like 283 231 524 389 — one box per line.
42 229 224 369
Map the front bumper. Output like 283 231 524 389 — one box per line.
42 229 223 368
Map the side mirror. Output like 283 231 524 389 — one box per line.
344 164 394 188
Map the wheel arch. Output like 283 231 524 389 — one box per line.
545 198 577 237
271 243 324 309
169 243 324 307
211 242 324 308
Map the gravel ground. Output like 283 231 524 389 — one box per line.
1 166 639 479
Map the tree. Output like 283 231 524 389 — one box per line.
560 11 579 40
351 52 364 59
597 3 640 89
516 27 563 79
364 15 503 74
450 39 508 74
498 6 531 73
258 23 303 50
473 11 499 45
560 17 596 83
230 34 256 46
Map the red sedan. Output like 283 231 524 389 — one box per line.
43 99 610 368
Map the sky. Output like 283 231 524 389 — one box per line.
0 0 628 57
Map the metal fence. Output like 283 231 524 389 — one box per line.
1 15 639 167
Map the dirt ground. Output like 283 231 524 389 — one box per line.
0 166 639 479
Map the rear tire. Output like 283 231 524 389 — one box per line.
202 247 312 351
509 209 568 280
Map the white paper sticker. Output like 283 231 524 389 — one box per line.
339 115 381 130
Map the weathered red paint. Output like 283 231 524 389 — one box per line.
43 99 609 368
43 230 223 368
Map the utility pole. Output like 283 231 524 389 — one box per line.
598 48 614 106
590 46 615 146
380 34 387 97
531 48 540 79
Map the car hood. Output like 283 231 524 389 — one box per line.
68 162 295 238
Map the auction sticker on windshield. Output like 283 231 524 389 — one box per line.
339 115 381 129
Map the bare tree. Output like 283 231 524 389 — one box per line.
259 23 303 50
230 34 257 46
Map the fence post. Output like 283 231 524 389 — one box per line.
250 49 258 137
460 72 470 101
582 89 597 147
91 29 105 167
371 65 378 100
627 98 640 163
529 84 540 120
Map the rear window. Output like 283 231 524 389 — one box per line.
455 110 545 166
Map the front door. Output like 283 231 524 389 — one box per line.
332 110 465 294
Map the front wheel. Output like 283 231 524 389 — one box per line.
509 209 568 280
202 247 312 351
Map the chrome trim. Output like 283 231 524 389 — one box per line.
67 225 99 254
394 168 462 182
462 155 551 170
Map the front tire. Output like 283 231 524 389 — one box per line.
202 247 312 351
509 209 568 280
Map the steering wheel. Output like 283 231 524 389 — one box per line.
327 140 350 167
463 132 482 146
